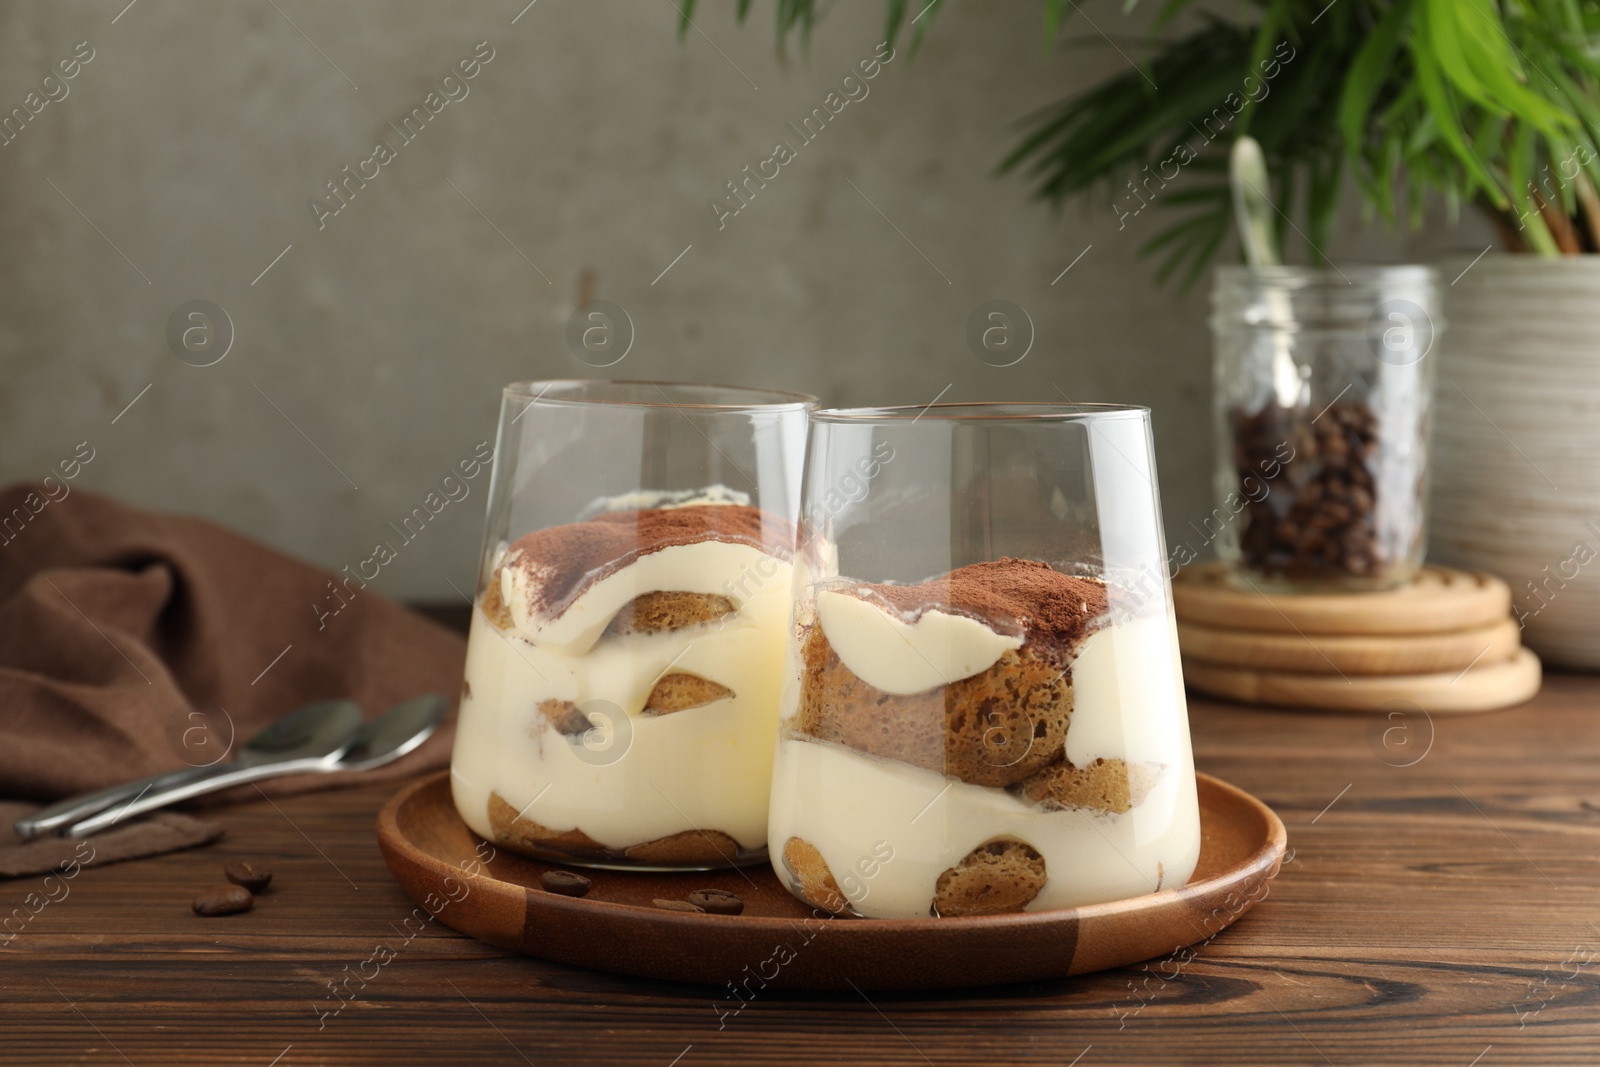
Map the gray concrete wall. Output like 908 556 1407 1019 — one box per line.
0 0 1491 600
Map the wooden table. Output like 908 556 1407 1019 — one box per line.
5 674 1598 1066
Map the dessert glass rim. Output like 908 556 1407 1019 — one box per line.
811 401 1149 423
504 379 817 412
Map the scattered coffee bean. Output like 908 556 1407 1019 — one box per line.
193 884 253 917
540 870 592 897
224 861 272 893
653 898 703 913
686 889 744 915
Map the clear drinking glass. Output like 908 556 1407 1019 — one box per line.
1211 265 1441 592
452 380 814 870
770 403 1201 918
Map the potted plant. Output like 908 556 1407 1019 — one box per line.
687 0 1600 664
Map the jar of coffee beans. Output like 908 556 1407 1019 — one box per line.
1210 266 1440 591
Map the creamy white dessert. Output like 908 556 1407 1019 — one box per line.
771 557 1201 917
814 589 1024 694
450 500 794 867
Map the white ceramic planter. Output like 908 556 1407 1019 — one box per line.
1430 254 1600 668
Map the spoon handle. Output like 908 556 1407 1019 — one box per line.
1229 136 1278 268
63 757 331 838
15 765 220 840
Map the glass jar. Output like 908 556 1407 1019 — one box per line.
770 403 1201 918
451 380 814 870
1210 265 1441 592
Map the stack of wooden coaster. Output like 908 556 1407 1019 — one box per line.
1173 563 1542 713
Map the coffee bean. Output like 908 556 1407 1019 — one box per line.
193 884 253 916
1229 399 1397 583
686 889 744 916
1342 525 1373 547
224 861 272 893
539 870 591 897
653 898 703 913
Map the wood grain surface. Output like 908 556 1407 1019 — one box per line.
1176 617 1523 676
4 675 1600 1065
1183 647 1545 714
1173 562 1513 635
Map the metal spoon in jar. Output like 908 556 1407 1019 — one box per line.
62 694 446 838
1230 135 1306 409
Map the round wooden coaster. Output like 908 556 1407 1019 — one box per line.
1177 617 1522 676
1173 562 1512 635
1183 647 1541 714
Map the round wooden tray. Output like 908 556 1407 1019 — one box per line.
376 771 1287 991
1173 562 1512 635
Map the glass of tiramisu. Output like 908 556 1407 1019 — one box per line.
771 403 1201 917
451 380 813 870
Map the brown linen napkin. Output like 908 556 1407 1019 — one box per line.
0 800 223 880
0 484 466 808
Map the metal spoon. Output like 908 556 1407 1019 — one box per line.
14 699 363 841
1230 135 1306 409
63 693 447 838
333 693 446 770
1230 135 1278 269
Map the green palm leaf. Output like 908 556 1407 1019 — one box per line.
690 0 1600 272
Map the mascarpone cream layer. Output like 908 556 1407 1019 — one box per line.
504 540 783 656
452 547 792 851
1065 609 1193 769
768 610 1200 917
814 589 1024 695
768 736 1199 917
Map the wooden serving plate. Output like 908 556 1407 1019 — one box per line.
376 771 1287 991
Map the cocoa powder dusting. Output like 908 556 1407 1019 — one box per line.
842 558 1108 656
508 505 794 618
